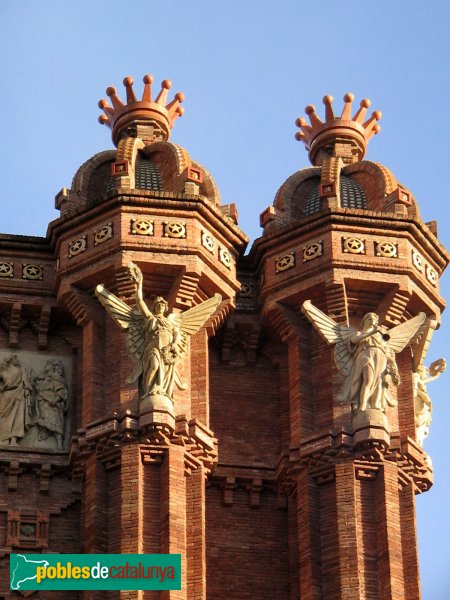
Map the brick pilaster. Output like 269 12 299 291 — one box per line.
399 482 420 600
120 444 144 600
296 470 322 600
334 463 362 600
187 465 206 600
376 462 405 600
160 445 187 600
190 330 209 426
82 318 105 423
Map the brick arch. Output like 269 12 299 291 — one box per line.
117 136 145 165
142 142 221 204
191 161 221 205
146 142 189 191
342 160 418 218
71 150 116 198
273 167 321 226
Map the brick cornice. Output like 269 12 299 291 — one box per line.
275 428 433 493
48 190 248 251
249 208 450 271
70 411 218 476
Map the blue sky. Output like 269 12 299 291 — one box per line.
1 1 450 596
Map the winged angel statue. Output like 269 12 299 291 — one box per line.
96 263 221 408
301 300 426 413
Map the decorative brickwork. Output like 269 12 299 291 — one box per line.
0 80 447 600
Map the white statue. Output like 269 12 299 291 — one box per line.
96 263 221 409
301 301 426 413
0 354 33 445
413 358 446 446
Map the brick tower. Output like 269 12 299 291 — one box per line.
0 79 447 600
232 93 449 599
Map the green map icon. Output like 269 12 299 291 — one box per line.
10 554 49 590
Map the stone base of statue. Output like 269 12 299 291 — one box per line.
139 393 175 431
352 408 390 447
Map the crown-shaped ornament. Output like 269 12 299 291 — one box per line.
295 93 381 165
98 74 184 146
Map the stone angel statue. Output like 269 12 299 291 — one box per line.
413 358 446 446
301 300 426 413
96 263 222 409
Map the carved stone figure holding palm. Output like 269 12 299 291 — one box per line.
96 263 221 411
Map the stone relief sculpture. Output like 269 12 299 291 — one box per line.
96 262 222 411
0 354 70 449
0 355 32 445
413 358 446 446
33 360 69 450
301 300 426 413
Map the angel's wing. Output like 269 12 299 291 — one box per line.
387 312 426 354
170 294 222 336
410 317 437 372
301 300 355 376
95 284 146 367
96 284 134 329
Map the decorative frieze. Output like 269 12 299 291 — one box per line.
7 511 49 549
375 241 398 258
303 241 323 261
240 283 254 298
94 222 113 245
275 253 295 273
219 247 232 269
22 264 43 280
131 218 154 236
412 249 424 272
0 262 14 278
201 231 215 253
342 237 365 254
426 265 438 286
68 236 87 257
0 351 71 450
163 221 186 238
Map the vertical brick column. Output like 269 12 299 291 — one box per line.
160 445 187 600
399 482 420 600
187 465 206 600
296 470 322 600
120 444 144 600
83 454 108 600
82 318 105 423
143 460 162 600
287 494 299 600
287 334 314 442
375 462 405 600
190 330 209 425
333 463 362 600
84 454 107 553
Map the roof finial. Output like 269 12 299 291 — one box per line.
295 92 381 165
98 74 185 146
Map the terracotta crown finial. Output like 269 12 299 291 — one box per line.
295 93 381 165
98 74 185 146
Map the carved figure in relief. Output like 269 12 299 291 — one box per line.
413 358 446 446
0 355 32 444
34 360 69 450
301 301 426 413
96 262 221 408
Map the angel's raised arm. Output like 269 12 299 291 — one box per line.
128 262 152 318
